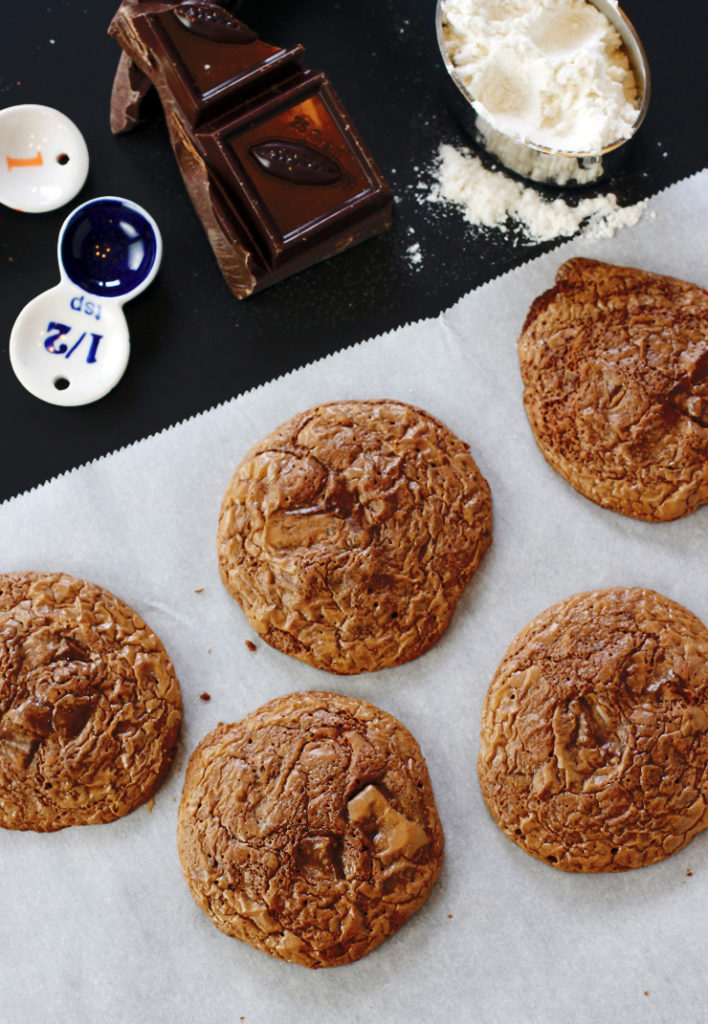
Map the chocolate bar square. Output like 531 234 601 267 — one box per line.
201 73 392 268
152 7 304 127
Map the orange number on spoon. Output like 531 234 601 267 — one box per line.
6 151 43 170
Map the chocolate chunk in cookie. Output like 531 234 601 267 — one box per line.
177 691 444 967
0 571 182 831
518 258 708 521
478 587 708 872
217 400 492 674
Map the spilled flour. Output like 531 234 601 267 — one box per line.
425 143 647 243
406 241 423 269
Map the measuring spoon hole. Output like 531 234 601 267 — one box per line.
53 376 70 391
56 153 70 165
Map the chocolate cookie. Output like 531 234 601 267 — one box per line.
478 587 708 872
217 400 492 674
0 571 182 831
518 258 708 521
177 691 444 967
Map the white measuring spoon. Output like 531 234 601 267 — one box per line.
0 104 89 213
9 196 162 406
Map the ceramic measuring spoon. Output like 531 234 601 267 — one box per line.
9 196 162 406
0 104 89 213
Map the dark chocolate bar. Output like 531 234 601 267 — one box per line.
108 1 393 298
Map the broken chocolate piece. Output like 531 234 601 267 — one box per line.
110 52 156 134
108 1 392 298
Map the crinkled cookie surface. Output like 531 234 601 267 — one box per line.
479 587 708 872
177 691 444 967
518 258 708 522
0 571 182 831
217 400 492 674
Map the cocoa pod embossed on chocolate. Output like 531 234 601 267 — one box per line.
249 139 343 186
175 3 257 44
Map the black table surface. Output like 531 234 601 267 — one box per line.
1 0 707 504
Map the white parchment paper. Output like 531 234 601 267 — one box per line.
2 171 708 1024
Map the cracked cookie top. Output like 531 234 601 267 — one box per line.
518 259 708 521
177 690 444 967
0 571 182 831
478 587 708 872
217 400 492 674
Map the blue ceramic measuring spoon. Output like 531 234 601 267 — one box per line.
9 196 162 406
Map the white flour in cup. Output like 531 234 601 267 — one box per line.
441 0 639 153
